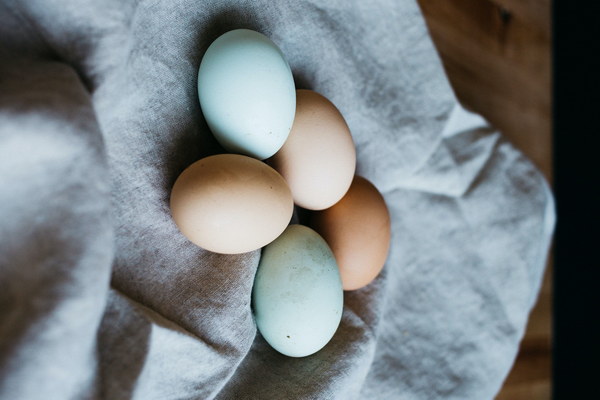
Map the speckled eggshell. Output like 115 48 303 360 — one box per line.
170 154 293 254
310 176 391 291
197 29 296 160
269 89 356 210
252 224 344 357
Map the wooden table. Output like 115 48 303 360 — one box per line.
416 1 552 398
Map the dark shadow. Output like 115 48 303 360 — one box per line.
291 68 314 91
294 206 311 227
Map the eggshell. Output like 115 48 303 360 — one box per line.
252 224 343 357
310 176 391 290
197 29 296 160
269 89 356 210
170 154 293 254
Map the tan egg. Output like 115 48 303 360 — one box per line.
310 176 391 290
170 154 293 254
269 89 356 210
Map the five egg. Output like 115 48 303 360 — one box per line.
170 29 391 358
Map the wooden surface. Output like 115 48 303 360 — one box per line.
416 1 553 399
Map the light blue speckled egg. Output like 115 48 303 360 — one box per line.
252 224 344 357
197 29 296 160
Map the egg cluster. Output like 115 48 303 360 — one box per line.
170 29 391 357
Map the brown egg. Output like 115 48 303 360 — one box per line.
170 154 293 254
269 89 356 210
310 176 391 290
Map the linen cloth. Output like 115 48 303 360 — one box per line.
0 0 554 399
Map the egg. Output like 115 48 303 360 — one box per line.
252 224 344 357
197 29 296 160
310 176 391 290
170 154 293 254
269 89 356 210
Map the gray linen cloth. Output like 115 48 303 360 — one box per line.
0 0 554 399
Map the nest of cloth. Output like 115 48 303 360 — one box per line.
0 0 554 399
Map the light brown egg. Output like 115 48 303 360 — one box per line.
310 176 391 290
269 89 356 210
170 154 293 254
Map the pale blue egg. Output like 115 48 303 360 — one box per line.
197 29 296 160
252 224 344 357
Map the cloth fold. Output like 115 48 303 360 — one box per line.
1 0 554 399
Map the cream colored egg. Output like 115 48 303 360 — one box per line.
269 89 356 210
170 154 293 254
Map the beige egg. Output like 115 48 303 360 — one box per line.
170 154 293 254
269 89 356 210
310 176 391 290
